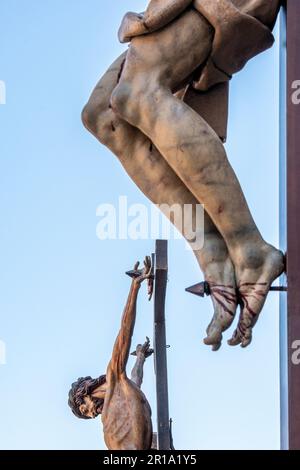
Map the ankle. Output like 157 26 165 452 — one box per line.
230 241 266 270
195 237 235 283
205 257 236 285
195 234 228 269
231 241 284 274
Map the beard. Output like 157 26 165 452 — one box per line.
93 397 104 415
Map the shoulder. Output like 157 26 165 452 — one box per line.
106 361 128 384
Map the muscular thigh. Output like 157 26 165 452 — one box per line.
121 8 213 91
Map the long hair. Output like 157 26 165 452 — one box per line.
68 375 106 420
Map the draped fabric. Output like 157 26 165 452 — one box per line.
193 0 281 90
232 0 281 29
189 0 281 141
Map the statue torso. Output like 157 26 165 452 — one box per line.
101 376 152 450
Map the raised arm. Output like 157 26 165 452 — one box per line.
130 337 154 388
118 0 193 43
107 257 152 378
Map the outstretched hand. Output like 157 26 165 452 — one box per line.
134 256 152 283
133 256 153 300
131 337 154 359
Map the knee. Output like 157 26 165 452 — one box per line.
110 80 149 125
110 82 133 118
81 96 116 146
81 100 102 136
82 79 115 134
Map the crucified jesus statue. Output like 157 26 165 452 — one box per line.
82 0 284 350
68 257 155 450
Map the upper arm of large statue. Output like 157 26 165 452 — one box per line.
118 0 193 43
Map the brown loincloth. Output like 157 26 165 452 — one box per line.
190 0 281 141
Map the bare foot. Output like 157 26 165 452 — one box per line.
201 257 238 351
228 244 285 348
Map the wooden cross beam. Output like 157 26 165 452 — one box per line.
153 239 171 450
126 240 171 449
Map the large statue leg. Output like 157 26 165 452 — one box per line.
83 53 237 350
111 9 285 347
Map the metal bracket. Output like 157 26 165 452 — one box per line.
186 281 287 298
185 281 211 297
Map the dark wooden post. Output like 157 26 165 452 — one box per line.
280 0 300 450
286 0 300 450
279 3 288 450
153 239 170 450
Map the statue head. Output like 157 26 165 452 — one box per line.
68 375 107 420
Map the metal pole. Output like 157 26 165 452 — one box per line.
279 3 288 451
286 0 300 450
153 239 170 450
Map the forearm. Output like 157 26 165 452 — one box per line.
117 280 140 347
110 281 140 374
131 354 146 388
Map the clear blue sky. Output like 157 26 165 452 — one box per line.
0 1 281 450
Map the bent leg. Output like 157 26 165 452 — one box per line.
83 53 237 349
111 9 284 347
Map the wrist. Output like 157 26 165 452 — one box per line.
133 279 142 288
136 351 146 361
